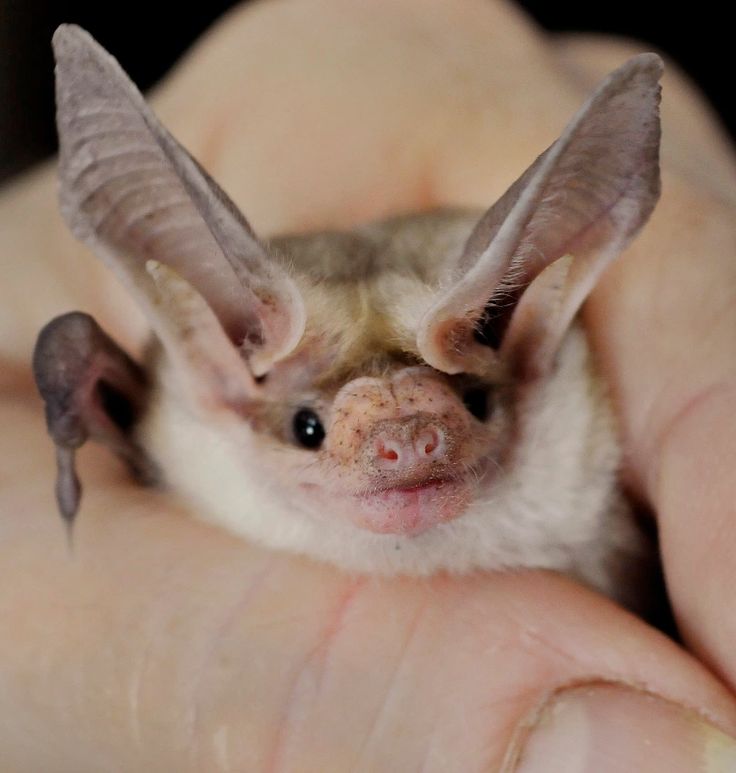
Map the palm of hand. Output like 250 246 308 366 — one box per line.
1 1 736 770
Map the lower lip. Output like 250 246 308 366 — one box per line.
350 478 470 536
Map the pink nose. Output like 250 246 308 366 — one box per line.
374 425 446 469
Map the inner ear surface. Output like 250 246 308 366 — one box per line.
95 379 138 434
472 290 524 350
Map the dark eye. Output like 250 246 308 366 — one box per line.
292 408 325 449
462 387 490 422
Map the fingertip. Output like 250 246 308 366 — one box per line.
505 682 736 772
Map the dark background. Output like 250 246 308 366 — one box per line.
0 1 732 184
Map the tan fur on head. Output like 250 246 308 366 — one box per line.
272 210 476 384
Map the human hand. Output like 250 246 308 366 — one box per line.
2 1 736 770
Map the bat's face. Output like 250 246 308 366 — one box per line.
138 226 517 559
314 366 501 535
35 27 662 582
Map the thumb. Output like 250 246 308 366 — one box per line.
505 682 736 772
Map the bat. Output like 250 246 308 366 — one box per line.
33 25 663 610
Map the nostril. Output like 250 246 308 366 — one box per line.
376 438 401 463
415 427 444 459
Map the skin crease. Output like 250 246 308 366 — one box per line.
1 0 736 769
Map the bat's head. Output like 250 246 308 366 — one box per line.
34 26 661 575
158 216 518 539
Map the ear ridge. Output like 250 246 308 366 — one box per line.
144 260 256 409
53 25 305 373
418 53 662 376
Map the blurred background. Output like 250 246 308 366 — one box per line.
0 0 732 184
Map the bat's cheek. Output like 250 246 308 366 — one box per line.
347 479 471 536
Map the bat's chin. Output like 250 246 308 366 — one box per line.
348 478 472 536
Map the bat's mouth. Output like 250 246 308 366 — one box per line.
299 457 494 537
349 474 475 536
391 480 451 495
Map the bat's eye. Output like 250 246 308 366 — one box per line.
292 408 325 449
462 387 490 422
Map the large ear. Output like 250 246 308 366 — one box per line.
52 25 306 396
32 312 156 527
417 53 662 379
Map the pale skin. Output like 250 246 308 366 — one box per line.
1 1 736 770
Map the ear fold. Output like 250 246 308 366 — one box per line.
32 312 156 526
418 53 663 378
52 25 306 393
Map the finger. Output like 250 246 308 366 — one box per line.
149 0 584 233
0 0 579 365
587 169 736 686
2 395 736 770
